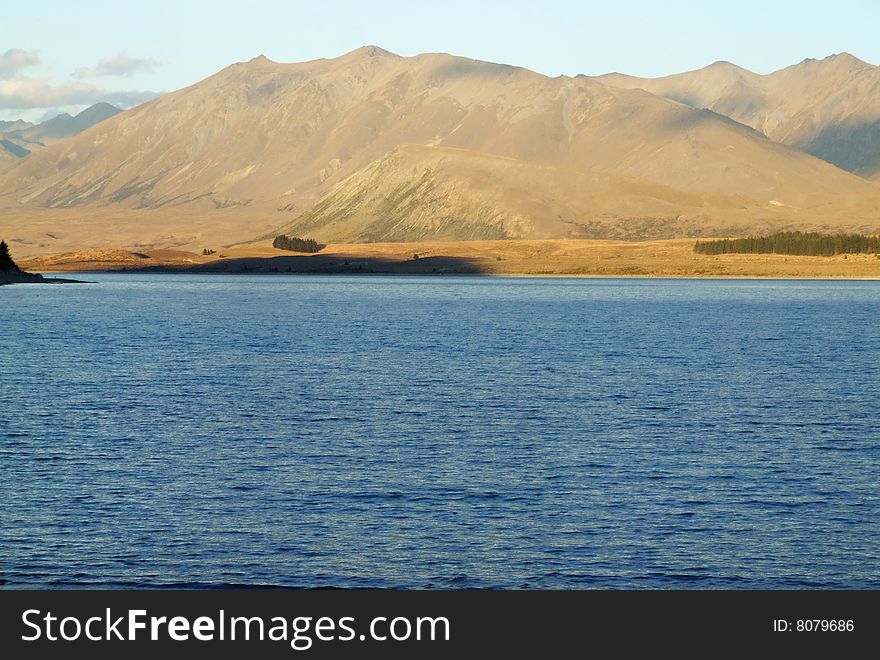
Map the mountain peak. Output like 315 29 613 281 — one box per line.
74 103 121 123
46 113 74 123
593 71 635 80
825 52 873 68
703 60 757 77
340 45 399 60
78 102 119 115
795 52 872 72
826 52 863 62
247 54 274 64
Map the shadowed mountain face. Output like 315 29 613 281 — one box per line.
595 54 880 181
0 139 31 158
14 102 121 144
1 48 880 249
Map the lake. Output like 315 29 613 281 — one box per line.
1 274 878 588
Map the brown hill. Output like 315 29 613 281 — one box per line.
595 53 880 180
1 48 880 254
278 144 878 243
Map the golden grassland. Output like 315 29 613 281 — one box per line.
0 207 284 259
19 238 880 279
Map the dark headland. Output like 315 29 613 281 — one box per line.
0 240 85 286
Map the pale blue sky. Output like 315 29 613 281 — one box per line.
1 0 879 120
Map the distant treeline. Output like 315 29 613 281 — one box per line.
0 240 19 272
272 235 323 253
694 232 880 256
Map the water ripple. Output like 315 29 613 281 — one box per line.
1 274 878 589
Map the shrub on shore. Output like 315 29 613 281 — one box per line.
272 235 323 253
694 232 880 256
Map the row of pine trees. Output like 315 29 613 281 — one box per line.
694 232 880 256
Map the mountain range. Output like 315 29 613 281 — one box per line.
595 53 880 181
0 48 878 254
0 103 120 163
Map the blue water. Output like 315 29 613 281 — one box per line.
1 274 878 589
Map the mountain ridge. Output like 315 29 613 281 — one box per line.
593 52 880 180
2 49 873 206
0 102 121 163
1 47 879 254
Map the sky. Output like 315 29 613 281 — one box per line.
2 0 879 121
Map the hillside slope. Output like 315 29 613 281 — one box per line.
278 144 880 243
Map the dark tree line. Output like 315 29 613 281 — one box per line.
694 232 880 256
0 240 19 272
272 235 323 253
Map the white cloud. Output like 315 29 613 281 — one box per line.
0 50 161 115
0 49 40 79
73 54 160 79
0 78 97 109
0 77 159 110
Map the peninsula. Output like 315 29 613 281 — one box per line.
0 240 83 286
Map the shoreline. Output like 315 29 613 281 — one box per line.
0 271 87 286
30 268 880 282
17 238 880 280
